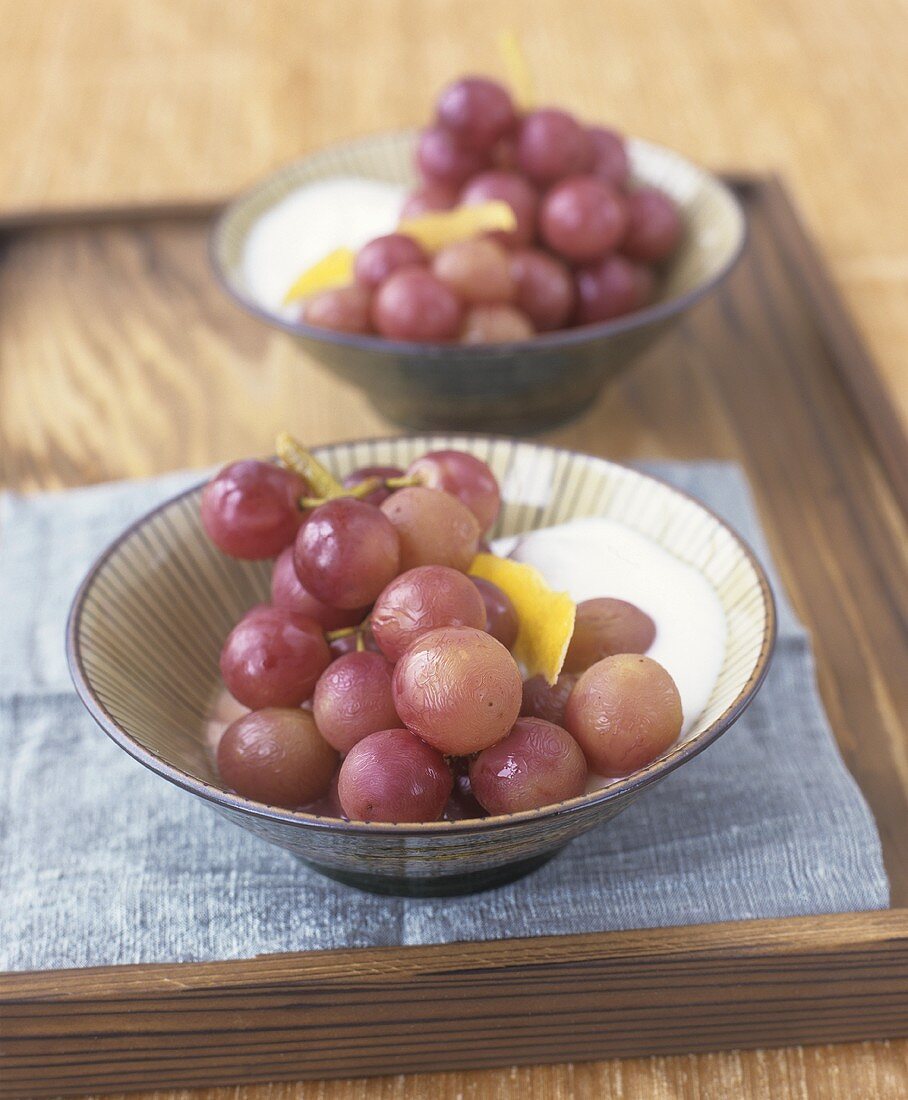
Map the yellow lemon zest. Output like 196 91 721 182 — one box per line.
282 247 355 305
499 29 534 109
470 553 575 685
397 201 517 253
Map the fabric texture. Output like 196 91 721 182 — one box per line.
0 462 888 972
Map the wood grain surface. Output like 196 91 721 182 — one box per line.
2 1 908 1097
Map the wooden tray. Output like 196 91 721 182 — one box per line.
1 176 907 1097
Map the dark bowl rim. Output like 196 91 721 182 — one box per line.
208 129 749 356
66 433 777 837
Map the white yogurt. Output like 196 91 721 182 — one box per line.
242 177 408 319
493 516 727 739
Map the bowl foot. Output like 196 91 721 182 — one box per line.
298 847 566 897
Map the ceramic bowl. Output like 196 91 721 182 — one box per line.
210 131 746 433
67 436 775 897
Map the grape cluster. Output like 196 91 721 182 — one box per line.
303 77 682 343
201 443 683 822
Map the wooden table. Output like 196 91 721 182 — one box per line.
1 1 906 1096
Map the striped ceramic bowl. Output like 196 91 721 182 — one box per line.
211 131 746 433
68 436 775 897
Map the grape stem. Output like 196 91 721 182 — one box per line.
275 432 343 498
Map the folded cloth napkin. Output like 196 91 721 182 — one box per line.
0 462 888 971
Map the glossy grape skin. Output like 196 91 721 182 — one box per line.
354 234 427 289
432 239 515 304
539 176 628 263
469 717 588 814
217 708 338 810
405 450 501 533
302 285 373 334
509 248 575 331
521 672 579 726
342 464 404 507
219 606 331 710
563 597 656 673
293 497 400 609
371 565 486 661
380 487 480 572
588 126 631 189
436 77 517 151
416 126 487 188
460 170 539 248
201 460 307 560
574 255 655 325
462 304 535 344
471 577 519 649
338 728 453 822
371 267 463 342
564 654 683 776
392 626 522 754
516 108 593 186
312 651 400 753
622 187 683 263
400 182 458 218
270 547 366 630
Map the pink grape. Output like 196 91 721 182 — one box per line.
564 597 656 672
539 176 628 263
338 728 453 822
380 487 480 572
371 267 463 342
622 187 683 263
270 546 365 630
588 126 631 189
461 304 535 344
575 255 655 325
521 672 579 726
293 497 400 609
460 170 539 248
217 708 338 809
219 606 331 710
393 626 522 755
313 651 400 753
516 108 593 186
302 285 372 334
416 125 487 188
400 183 458 218
471 576 519 649
432 238 515 304
469 717 587 814
436 77 517 152
354 234 427 289
341 464 404 507
371 565 486 661
564 654 683 776
405 450 501 533
201 460 307 560
509 248 575 331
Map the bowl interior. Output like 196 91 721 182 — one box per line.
212 130 745 342
70 436 773 828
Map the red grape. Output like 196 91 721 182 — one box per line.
436 77 517 152
341 464 404 507
575 254 655 325
564 654 683 776
462 304 534 344
354 234 427 289
405 450 501 533
469 717 587 814
471 576 519 648
460 170 539 248
564 597 656 672
294 497 400 609
270 546 366 630
219 606 330 710
393 626 522 754
509 248 575 331
400 182 458 218
302 285 373 334
516 108 593 186
338 728 453 822
201 460 307 560
217 708 338 809
380 487 480 572
492 132 519 171
622 187 683 263
313 650 400 753
371 565 486 661
371 267 463 342
588 126 631 189
432 238 515 304
521 672 579 726
539 176 628 263
416 125 487 188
